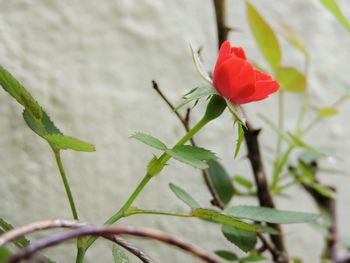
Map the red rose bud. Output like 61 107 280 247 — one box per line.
212 41 279 104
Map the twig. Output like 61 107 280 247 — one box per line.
212 0 288 262
110 236 153 263
151 80 190 132
151 80 225 209
0 219 152 263
5 224 220 263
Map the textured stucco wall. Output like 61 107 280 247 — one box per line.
0 0 349 262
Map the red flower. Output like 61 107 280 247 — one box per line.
212 41 279 104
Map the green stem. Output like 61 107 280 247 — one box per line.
52 149 84 263
271 145 294 191
295 93 309 134
53 149 79 220
276 91 284 156
124 209 193 218
85 172 152 249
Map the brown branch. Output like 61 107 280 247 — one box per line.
213 0 230 47
301 172 338 261
152 80 191 133
244 124 288 263
5 224 220 263
0 220 152 263
152 80 225 209
212 1 288 262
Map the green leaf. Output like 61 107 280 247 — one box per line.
0 247 11 262
23 109 62 138
287 132 328 157
173 145 216 160
169 183 200 209
234 121 244 159
0 218 30 248
44 134 95 152
193 208 278 234
310 183 335 199
287 132 324 155
207 160 234 205
319 108 337 118
130 132 167 150
0 66 93 155
174 86 216 111
292 257 303 263
276 67 306 93
320 0 350 32
222 225 257 252
240 254 266 262
204 95 227 122
233 176 253 190
189 44 212 84
112 245 130 263
246 2 281 70
0 65 42 119
279 22 309 59
166 145 216 169
214 250 239 261
224 206 318 224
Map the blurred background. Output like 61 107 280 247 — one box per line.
0 0 349 262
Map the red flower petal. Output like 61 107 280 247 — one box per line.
235 79 279 104
213 57 255 102
255 69 273 81
212 41 280 105
231 47 247 60
213 41 232 74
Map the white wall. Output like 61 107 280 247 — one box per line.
0 0 349 262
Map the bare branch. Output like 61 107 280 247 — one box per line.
151 80 190 131
0 219 84 247
0 220 152 263
5 224 220 263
